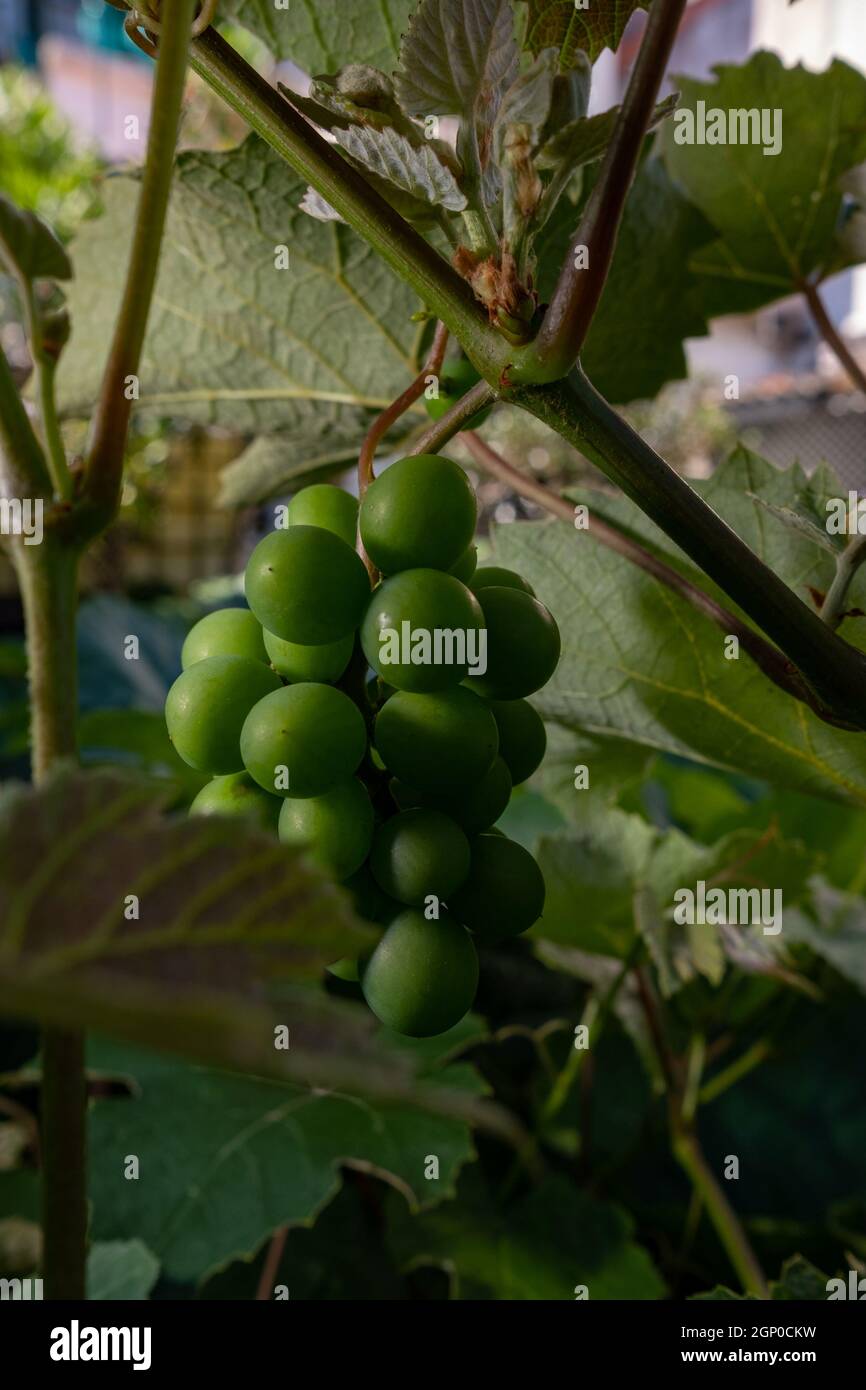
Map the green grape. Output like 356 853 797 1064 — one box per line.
263 628 354 683
166 655 281 775
450 544 478 584
359 455 477 574
391 755 512 834
369 808 470 905
189 772 281 830
469 587 561 699
360 569 485 692
375 687 498 795
240 682 366 797
361 909 479 1036
245 526 370 645
423 358 493 429
470 566 535 596
488 699 547 785
450 832 545 942
181 607 267 669
287 484 358 547
278 777 374 879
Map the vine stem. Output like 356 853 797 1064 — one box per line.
800 278 866 397
79 0 198 540
532 0 688 377
13 541 84 1299
17 0 197 1300
459 431 841 719
256 1226 288 1300
634 967 769 1298
821 533 866 630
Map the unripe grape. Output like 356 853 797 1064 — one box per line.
423 359 493 429
450 832 545 942
166 655 281 775
450 544 478 584
245 526 369 645
471 566 535 597
391 755 512 834
189 772 281 830
369 808 470 905
278 777 374 879
375 687 498 794
263 629 354 683
469 587 560 699
181 607 267 669
361 909 479 1036
360 569 485 692
359 454 477 574
488 699 547 785
287 484 358 547
240 682 366 797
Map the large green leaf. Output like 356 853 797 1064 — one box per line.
663 53 866 314
386 1168 666 1298
535 157 715 402
221 0 416 71
693 1255 831 1302
493 452 866 806
0 767 407 1096
58 137 422 469
524 0 649 67
87 1240 160 1300
89 1030 487 1284
785 880 866 993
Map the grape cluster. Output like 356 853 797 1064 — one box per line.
165 455 560 1037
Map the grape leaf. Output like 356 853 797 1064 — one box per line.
524 0 648 67
785 879 866 993
217 429 358 507
0 192 72 283
333 123 467 211
535 157 715 401
87 1240 160 1300
385 1168 666 1298
395 0 519 206
662 53 866 314
88 1032 487 1284
219 0 416 71
493 452 866 806
58 137 423 459
396 0 518 119
0 767 400 1094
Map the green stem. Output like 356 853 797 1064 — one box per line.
822 534 866 630
35 356 71 502
13 539 84 1299
699 1038 773 1106
79 0 198 539
672 1125 769 1299
0 343 52 501
187 28 507 380
516 369 866 730
540 947 638 1128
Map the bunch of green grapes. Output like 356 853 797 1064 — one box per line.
165 458 559 1038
